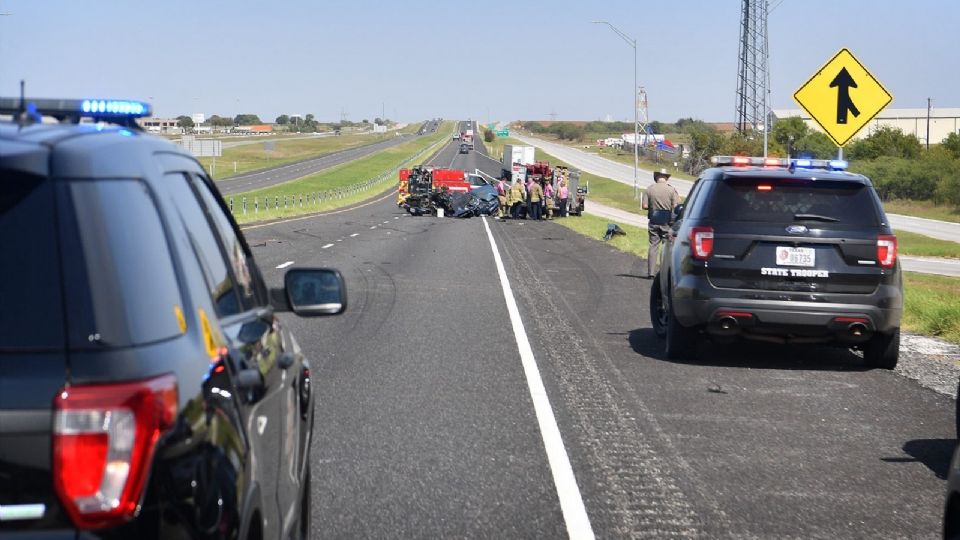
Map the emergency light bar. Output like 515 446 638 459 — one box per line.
0 97 152 128
710 155 848 171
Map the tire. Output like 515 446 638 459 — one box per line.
864 328 899 370
649 274 668 338
298 466 312 540
665 289 699 360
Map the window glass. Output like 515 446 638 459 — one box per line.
0 171 64 349
164 173 241 316
191 175 258 309
58 179 183 349
706 177 881 226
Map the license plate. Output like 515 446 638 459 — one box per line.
776 246 815 267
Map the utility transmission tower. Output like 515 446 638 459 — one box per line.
734 0 771 154
548 109 558 122
637 87 650 143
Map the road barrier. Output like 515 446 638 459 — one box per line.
227 131 450 219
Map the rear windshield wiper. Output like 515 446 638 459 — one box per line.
794 213 839 222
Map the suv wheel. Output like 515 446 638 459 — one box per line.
650 274 668 338
864 328 899 370
664 289 699 360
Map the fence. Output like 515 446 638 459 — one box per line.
226 134 447 218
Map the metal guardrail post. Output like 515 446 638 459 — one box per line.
242 197 247 214
255 197 258 214
229 197 233 212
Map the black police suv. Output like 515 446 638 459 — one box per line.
0 98 345 539
650 156 902 368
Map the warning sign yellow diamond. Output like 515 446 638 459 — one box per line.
793 48 893 147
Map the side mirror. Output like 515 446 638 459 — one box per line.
281 268 347 316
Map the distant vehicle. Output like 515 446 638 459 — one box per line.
650 155 902 368
453 133 460 140
459 143 469 154
0 96 346 539
502 144 535 181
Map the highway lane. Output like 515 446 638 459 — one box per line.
513 132 960 244
241 123 954 537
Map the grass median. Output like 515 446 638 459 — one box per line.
199 131 402 180
229 123 452 224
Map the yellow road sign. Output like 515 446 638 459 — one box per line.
793 48 893 147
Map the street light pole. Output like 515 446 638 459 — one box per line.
593 20 639 200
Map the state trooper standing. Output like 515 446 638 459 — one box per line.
642 168 681 278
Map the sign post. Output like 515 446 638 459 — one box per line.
793 48 893 155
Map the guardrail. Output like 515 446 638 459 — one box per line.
226 129 451 218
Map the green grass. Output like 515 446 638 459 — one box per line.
198 132 397 180
902 272 960 343
895 230 960 258
551 212 649 255
883 199 960 224
229 123 452 224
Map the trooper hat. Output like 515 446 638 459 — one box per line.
653 168 671 180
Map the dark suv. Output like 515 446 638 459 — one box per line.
0 98 345 539
650 156 902 368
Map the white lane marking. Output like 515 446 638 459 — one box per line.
394 216 399 220
480 216 595 540
370 225 377 229
350 233 359 237
321 243 334 249
337 239 343 242
275 261 295 269
383 221 390 224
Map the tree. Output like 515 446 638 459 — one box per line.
362 119 369 124
942 131 960 160
275 114 290 125
847 126 922 160
794 131 837 159
176 115 194 130
483 129 495 143
684 122 723 174
233 114 262 126
770 116 809 150
207 115 233 127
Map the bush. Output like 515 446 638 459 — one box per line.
850 148 960 204
483 129 495 143
848 126 922 160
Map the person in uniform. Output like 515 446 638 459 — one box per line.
642 168 681 278
496 176 508 218
509 179 526 220
529 179 544 220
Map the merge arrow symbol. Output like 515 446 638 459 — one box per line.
830 67 860 124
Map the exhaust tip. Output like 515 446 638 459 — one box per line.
718 316 739 331
848 322 867 337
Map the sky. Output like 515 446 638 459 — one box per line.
1 0 957 124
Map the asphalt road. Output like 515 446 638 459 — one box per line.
242 123 955 538
217 121 436 195
513 133 960 244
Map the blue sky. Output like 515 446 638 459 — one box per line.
1 0 957 123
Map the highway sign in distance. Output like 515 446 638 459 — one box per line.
793 48 893 147
496 129 509 137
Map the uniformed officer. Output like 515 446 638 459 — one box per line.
641 168 681 278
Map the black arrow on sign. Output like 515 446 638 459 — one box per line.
830 67 860 124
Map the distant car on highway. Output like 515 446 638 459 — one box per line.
459 143 470 154
650 156 902 368
0 96 347 539
453 133 460 140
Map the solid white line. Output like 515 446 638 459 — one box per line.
275 261 294 269
480 216 595 540
321 243 334 249
350 233 360 237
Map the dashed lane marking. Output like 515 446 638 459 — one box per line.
275 261 294 269
321 243 334 249
480 216 595 540
370 226 377 229
350 233 359 237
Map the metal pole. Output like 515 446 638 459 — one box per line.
926 98 932 150
633 42 639 200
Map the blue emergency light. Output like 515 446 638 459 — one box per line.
0 96 152 128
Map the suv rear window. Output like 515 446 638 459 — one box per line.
705 177 881 226
57 179 184 349
0 171 65 350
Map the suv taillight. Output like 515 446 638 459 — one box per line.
53 374 177 530
877 234 897 269
689 226 714 261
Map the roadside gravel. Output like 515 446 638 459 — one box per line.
897 333 960 397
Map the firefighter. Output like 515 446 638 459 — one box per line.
508 179 526 219
496 175 509 218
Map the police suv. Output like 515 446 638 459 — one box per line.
0 97 345 538
650 155 902 368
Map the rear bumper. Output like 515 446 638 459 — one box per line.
672 279 902 344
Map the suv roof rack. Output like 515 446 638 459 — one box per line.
0 97 152 129
711 155 848 171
